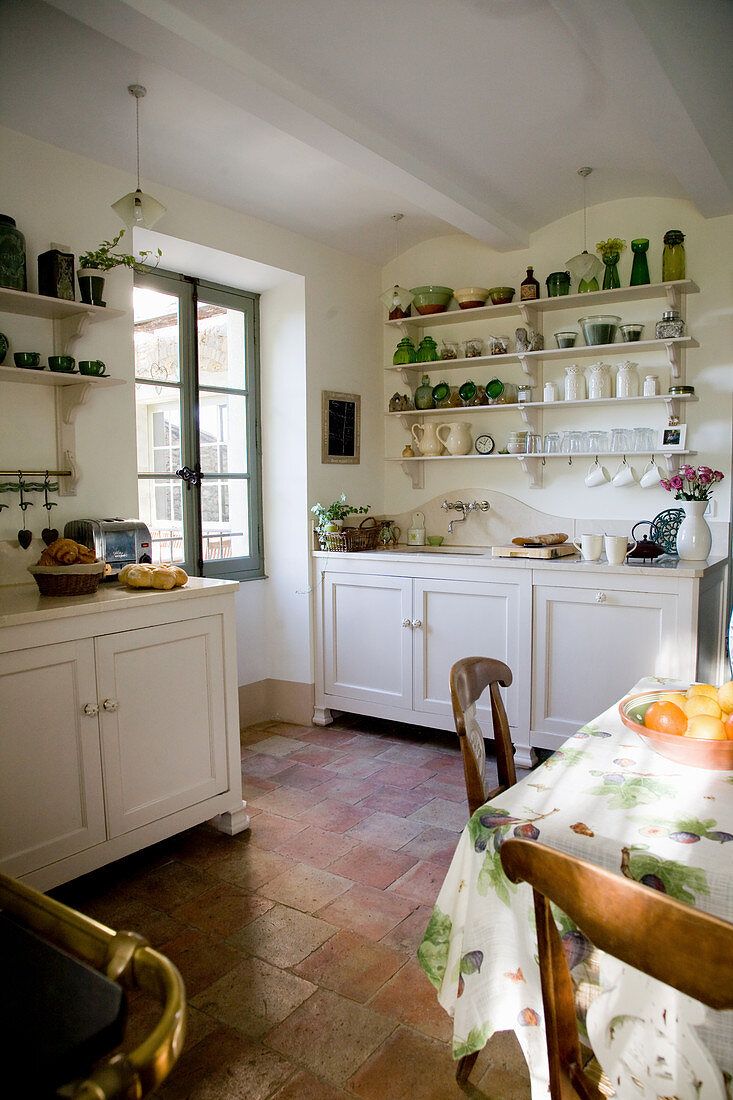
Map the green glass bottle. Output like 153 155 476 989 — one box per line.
629 239 650 286
662 230 686 281
414 374 435 410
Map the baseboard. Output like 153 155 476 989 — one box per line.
238 678 314 729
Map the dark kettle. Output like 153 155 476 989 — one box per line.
628 521 666 560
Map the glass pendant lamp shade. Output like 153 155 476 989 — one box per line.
112 84 166 230
111 188 166 229
379 284 413 319
565 167 603 291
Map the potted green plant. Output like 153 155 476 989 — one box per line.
311 493 371 547
77 229 162 306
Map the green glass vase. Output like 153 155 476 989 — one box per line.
601 253 621 290
630 239 650 286
578 276 599 294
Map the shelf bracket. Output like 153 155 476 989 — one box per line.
518 303 539 326
664 340 685 380
54 384 92 498
518 405 540 431
517 456 543 488
399 412 418 431
398 366 422 386
663 396 682 422
516 354 537 384
400 460 424 489
664 284 682 313
53 311 93 357
660 453 682 475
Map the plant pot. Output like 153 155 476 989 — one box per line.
77 267 106 307
676 500 712 561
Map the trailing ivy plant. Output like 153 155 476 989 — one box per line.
78 229 161 271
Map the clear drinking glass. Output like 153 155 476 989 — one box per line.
525 433 542 454
562 430 585 454
633 427 655 452
544 432 561 453
611 428 632 452
586 430 609 453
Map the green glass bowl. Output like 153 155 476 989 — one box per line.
488 287 515 304
410 286 454 315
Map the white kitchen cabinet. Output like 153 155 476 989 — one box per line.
315 558 533 765
0 580 248 889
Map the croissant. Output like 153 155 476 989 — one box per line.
38 538 97 565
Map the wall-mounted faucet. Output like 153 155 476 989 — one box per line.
442 499 489 534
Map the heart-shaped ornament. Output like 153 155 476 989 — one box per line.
18 529 32 549
42 528 59 546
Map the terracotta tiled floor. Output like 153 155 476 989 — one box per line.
52 714 532 1099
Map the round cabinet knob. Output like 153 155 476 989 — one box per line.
82 703 99 717
102 699 119 712
402 619 412 628
595 591 607 604
411 619 422 629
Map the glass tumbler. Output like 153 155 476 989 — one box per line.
525 433 542 454
610 428 632 452
543 432 561 454
632 427 655 452
562 431 585 454
587 430 609 454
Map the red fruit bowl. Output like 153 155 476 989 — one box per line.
619 691 733 770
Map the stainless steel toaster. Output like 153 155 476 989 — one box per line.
63 519 153 579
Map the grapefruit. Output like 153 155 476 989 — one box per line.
687 683 719 702
644 700 688 736
661 692 688 710
717 681 733 715
685 714 727 740
684 696 722 720
723 713 733 741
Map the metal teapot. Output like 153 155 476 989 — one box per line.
627 521 666 561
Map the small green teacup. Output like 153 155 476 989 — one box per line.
427 535 444 546
14 351 41 368
49 355 76 372
78 359 107 376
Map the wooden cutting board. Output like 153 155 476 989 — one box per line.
492 543 578 559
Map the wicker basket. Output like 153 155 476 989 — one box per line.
319 516 379 552
28 562 106 597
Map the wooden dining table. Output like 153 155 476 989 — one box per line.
417 676 733 1098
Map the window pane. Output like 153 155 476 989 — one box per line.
134 286 181 383
137 479 185 565
198 302 246 390
135 384 182 473
202 479 250 561
198 391 247 475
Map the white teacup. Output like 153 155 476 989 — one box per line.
573 533 603 561
585 460 610 488
604 534 636 565
612 459 637 487
639 460 663 489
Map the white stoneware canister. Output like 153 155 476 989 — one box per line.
586 362 612 400
615 361 640 398
407 511 426 545
436 421 472 455
411 422 442 456
564 365 586 401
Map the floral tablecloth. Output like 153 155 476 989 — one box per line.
417 677 733 1098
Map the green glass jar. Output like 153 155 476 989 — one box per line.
545 271 570 297
0 214 27 291
629 238 650 286
393 336 417 365
414 374 435 409
416 335 440 362
662 230 685 281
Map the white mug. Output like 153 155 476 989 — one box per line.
573 533 603 561
604 534 636 565
612 459 637 487
639 460 663 489
584 460 610 488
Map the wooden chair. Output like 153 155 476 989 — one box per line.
450 657 517 1086
500 837 733 1100
449 656 517 818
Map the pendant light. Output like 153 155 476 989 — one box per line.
379 214 413 319
111 84 166 229
565 167 603 292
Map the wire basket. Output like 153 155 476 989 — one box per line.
319 516 379 552
28 562 106 597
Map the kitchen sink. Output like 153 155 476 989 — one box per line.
394 546 487 556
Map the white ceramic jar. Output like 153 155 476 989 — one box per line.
616 360 640 398
643 374 659 396
543 381 558 402
564 365 586 401
586 362 612 400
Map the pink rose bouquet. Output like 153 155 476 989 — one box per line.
660 464 724 501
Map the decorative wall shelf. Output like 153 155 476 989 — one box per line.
0 291 126 496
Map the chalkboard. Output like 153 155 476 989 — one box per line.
322 390 360 464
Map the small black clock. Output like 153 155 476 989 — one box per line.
475 434 495 455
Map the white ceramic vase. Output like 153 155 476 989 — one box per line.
676 500 712 561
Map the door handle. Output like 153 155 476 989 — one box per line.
595 591 607 604
82 703 99 717
402 619 412 628
411 619 422 629
102 699 119 712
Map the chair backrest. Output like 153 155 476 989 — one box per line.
449 656 516 816
500 837 733 1100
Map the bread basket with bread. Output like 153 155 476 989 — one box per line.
28 538 106 597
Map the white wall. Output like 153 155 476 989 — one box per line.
382 198 733 535
0 126 381 692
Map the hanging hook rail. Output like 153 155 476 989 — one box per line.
0 469 71 478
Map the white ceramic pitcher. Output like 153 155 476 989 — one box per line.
411 421 443 456
436 421 472 455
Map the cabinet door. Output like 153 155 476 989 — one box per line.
0 640 106 877
532 583 681 745
322 572 413 709
412 577 525 727
96 616 229 837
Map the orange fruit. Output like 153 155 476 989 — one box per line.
717 681 733 715
723 713 733 740
684 695 722 720
685 714 727 740
661 692 688 710
687 683 719 702
644 700 688 736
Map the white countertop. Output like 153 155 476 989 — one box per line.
0 576 239 628
313 546 728 579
